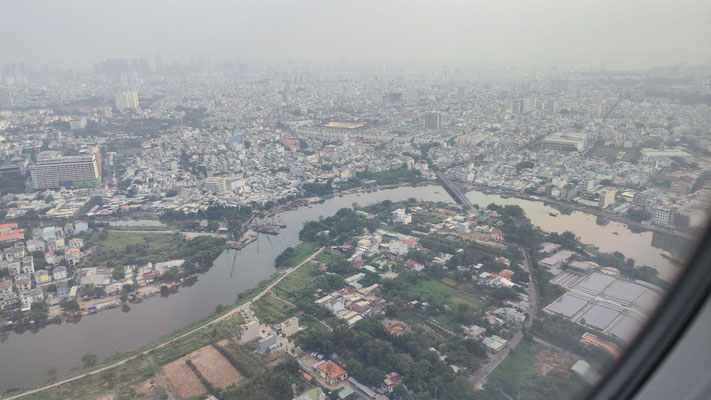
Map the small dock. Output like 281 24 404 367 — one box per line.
229 234 257 249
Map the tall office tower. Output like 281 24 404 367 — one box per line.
95 58 130 76
0 88 12 109
424 112 442 129
138 58 150 75
521 98 534 113
457 86 466 102
127 91 139 109
103 106 112 118
551 79 569 91
512 100 522 114
30 147 102 189
599 188 617 209
591 104 603 117
114 91 140 110
155 54 163 75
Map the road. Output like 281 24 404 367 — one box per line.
470 246 538 389
2 247 324 400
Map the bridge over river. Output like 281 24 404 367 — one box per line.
437 171 473 207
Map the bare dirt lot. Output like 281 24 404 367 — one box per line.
535 348 577 376
190 345 245 389
161 356 207 398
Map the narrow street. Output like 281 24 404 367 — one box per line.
470 246 538 389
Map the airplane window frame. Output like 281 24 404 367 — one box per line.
586 224 711 400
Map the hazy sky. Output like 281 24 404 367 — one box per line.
1 0 710 69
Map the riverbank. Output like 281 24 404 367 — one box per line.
1 245 324 400
0 184 678 392
464 184 695 240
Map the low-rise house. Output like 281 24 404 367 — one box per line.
56 282 69 299
0 280 13 297
21 256 35 275
315 360 348 385
278 317 300 337
34 269 51 285
26 239 45 253
68 238 84 249
65 248 81 266
7 261 21 277
0 294 19 310
45 252 60 265
256 334 281 354
74 221 89 232
15 277 31 292
491 228 505 242
483 335 508 352
239 320 260 344
404 259 424 272
382 372 403 393
53 265 68 280
462 324 487 338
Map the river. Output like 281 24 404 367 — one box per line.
464 190 685 281
0 185 690 392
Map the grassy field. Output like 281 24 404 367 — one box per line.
20 323 222 400
288 241 321 266
483 337 542 396
214 340 266 378
86 231 183 266
412 279 483 308
252 293 296 324
275 261 319 293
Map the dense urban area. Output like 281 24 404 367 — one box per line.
0 58 710 400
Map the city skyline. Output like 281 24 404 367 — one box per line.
2 0 711 69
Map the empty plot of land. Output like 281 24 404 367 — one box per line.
574 272 616 296
579 304 621 330
545 293 590 317
191 345 245 389
161 356 207 398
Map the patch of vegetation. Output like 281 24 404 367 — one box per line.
252 294 296 324
476 337 586 400
82 231 225 276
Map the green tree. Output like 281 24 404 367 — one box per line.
81 352 98 368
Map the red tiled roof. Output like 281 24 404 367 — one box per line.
0 229 23 242
316 360 347 379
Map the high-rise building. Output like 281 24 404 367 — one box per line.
654 206 675 227
512 100 522 114
541 132 587 152
95 58 130 76
205 177 228 193
521 98 534 113
114 91 139 110
103 106 112 118
155 54 163 75
0 87 12 110
457 86 466 102
30 148 102 189
69 117 87 130
424 111 441 129
551 79 569 91
599 188 617 208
